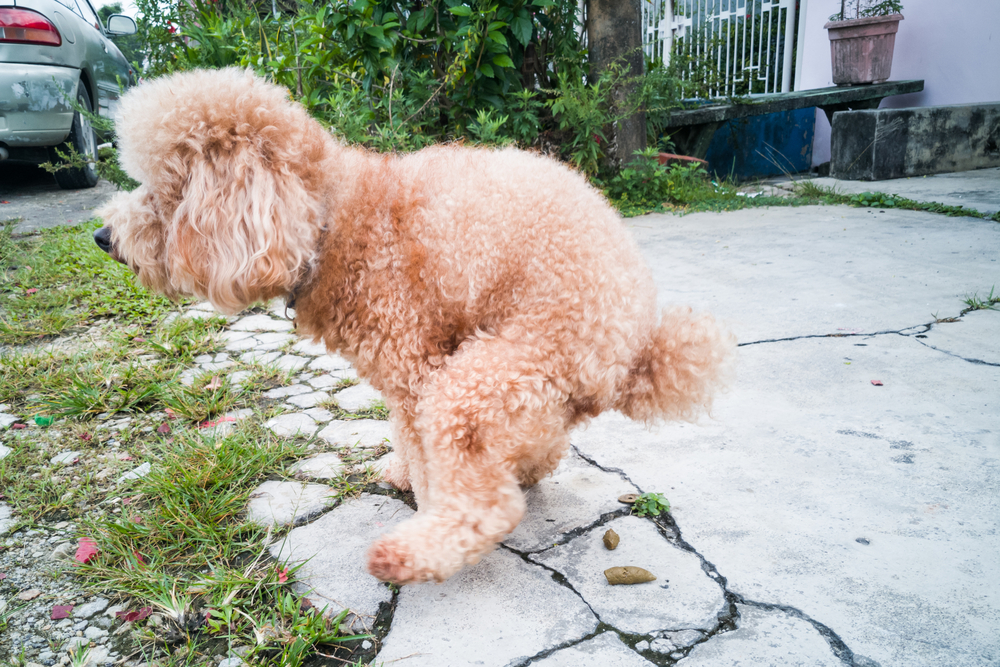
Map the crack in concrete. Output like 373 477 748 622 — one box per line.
910 336 1000 367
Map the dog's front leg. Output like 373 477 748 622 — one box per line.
366 336 569 584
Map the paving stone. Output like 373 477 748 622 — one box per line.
266 413 318 438
316 420 391 449
532 632 655 667
274 355 310 372
1 414 20 429
225 336 262 352
240 350 282 366
264 385 314 399
530 516 726 635
292 339 330 356
229 370 254 387
256 332 297 348
246 480 336 527
505 452 634 552
200 361 235 372
200 409 254 438
308 354 353 372
117 462 151 484
220 330 255 344
665 630 706 649
0 443 11 459
289 453 346 480
270 494 413 630
179 367 202 387
230 315 294 332
378 547 598 666
74 599 109 619
333 383 383 412
194 354 215 364
286 391 330 409
51 451 81 465
307 374 344 390
0 502 16 535
676 605 841 667
189 301 216 312
303 407 335 423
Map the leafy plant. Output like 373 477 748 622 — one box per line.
830 0 903 21
962 287 999 313
632 492 671 518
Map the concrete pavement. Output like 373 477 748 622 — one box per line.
7 168 994 666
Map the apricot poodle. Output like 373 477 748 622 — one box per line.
95 68 734 585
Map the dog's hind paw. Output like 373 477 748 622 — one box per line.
367 536 419 584
380 454 412 491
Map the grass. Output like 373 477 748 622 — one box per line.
791 181 1000 220
1 219 395 667
962 286 999 314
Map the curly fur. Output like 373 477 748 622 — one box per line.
96 68 735 585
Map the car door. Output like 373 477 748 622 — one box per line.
70 0 122 117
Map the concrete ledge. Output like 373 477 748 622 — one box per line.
831 102 1000 180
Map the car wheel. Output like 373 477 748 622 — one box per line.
51 83 99 190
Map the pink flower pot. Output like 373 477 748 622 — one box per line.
824 14 903 85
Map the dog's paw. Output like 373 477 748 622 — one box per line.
367 536 418 584
380 455 412 492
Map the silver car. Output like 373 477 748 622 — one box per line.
0 0 136 188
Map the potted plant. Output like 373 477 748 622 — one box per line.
824 0 904 85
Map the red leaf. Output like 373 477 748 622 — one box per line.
51 605 74 620
116 606 152 622
74 538 99 564
11 423 26 429
871 380 884 386
164 408 177 420
157 423 171 434
277 567 289 584
204 376 223 391
0 573 6 580
122 496 134 505
199 416 236 429
79 432 92 441
25 288 38 295
133 337 146 343
0 200 10 204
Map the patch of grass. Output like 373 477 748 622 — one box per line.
791 182 1000 220
962 286 999 313
0 220 180 345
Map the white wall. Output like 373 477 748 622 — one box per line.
796 0 1000 166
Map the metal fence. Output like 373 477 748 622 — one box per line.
642 0 800 96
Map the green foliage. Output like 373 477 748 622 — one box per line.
632 492 671 518
962 286 999 313
831 0 903 21
793 183 1000 220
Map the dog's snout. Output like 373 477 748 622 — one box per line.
94 226 113 254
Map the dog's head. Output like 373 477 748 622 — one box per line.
95 68 329 314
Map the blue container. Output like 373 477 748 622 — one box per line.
704 107 815 181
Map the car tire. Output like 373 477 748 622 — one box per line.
51 83 99 190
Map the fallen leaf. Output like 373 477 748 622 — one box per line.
156 423 171 434
871 380 883 386
0 573 6 580
133 551 145 564
116 607 152 622
0 200 10 204
25 288 38 295
277 567 289 583
299 598 313 611
133 337 146 343
74 538 99 564
18 589 42 601
164 408 177 420
11 423 26 430
79 433 92 441
204 376 223 391
51 605 74 620
199 416 236 429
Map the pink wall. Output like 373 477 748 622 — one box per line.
795 0 1000 166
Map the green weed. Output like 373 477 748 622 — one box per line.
632 492 671 518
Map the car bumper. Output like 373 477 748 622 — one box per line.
0 64 78 147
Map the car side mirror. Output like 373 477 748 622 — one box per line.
106 14 137 36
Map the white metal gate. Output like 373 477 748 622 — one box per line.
642 0 800 96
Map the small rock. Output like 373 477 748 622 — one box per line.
117 463 151 485
74 599 109 619
0 442 12 458
286 391 330 409
664 629 704 648
649 638 676 653
50 452 81 466
18 589 43 601
635 640 650 652
51 542 75 561
218 659 244 667
83 627 108 640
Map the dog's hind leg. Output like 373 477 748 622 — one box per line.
366 335 569 584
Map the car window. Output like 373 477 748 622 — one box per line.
76 0 102 31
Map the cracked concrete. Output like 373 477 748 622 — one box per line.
225 183 1000 666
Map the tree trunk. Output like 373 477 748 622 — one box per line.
587 0 646 168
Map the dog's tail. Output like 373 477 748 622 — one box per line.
614 307 735 424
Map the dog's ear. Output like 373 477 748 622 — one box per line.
113 68 329 314
165 133 321 314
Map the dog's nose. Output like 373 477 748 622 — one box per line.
94 226 113 254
